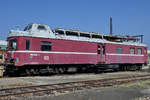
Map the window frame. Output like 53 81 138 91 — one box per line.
144 48 147 54
24 25 32 31
9 39 17 51
37 25 47 31
130 48 135 54
116 47 122 54
97 45 101 54
102 46 105 54
26 39 30 50
137 48 142 55
40 41 52 51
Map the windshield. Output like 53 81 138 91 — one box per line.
24 25 32 31
9 40 17 51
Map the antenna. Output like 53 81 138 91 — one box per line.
110 17 112 35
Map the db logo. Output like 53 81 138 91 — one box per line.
44 56 49 60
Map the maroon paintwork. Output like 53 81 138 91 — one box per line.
6 36 148 66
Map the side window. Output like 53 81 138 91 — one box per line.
102 46 105 54
41 41 52 51
0 55 3 59
97 45 101 54
116 47 122 54
130 48 135 54
38 25 47 31
137 48 142 55
26 39 30 50
9 40 17 51
144 48 147 54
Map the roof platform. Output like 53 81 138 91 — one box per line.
54 28 139 43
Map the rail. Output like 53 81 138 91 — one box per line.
0 74 150 99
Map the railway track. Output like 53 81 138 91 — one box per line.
0 74 150 99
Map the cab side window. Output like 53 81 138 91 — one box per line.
41 41 52 51
26 39 30 50
9 40 17 51
116 47 122 54
144 48 147 54
97 45 101 54
130 48 135 54
102 46 105 54
137 48 142 55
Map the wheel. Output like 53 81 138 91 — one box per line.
26 69 31 76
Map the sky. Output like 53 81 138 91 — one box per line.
0 0 150 48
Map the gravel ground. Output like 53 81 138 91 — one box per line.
0 71 149 88
1 71 150 100
14 71 150 85
31 87 145 100
6 81 150 100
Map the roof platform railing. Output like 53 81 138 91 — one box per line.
54 28 140 43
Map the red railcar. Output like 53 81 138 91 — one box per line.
5 24 148 75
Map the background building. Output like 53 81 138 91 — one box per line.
0 40 7 64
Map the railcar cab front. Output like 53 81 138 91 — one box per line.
6 24 54 66
5 37 18 65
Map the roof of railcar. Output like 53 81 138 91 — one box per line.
7 24 147 47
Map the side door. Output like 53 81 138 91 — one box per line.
97 44 106 64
